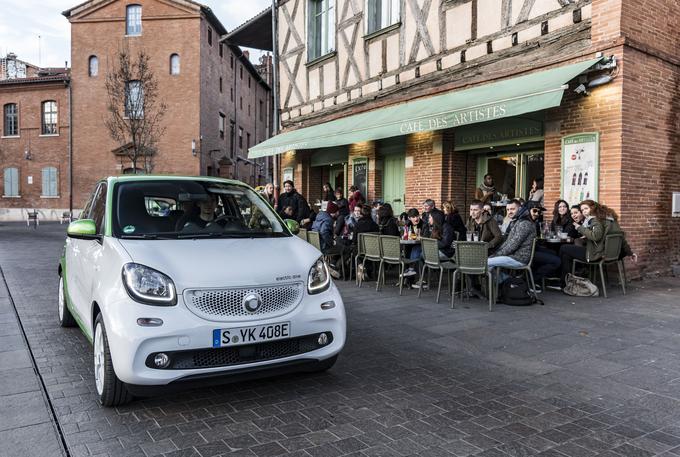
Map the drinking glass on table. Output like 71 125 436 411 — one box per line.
466 232 473 242
472 232 479 242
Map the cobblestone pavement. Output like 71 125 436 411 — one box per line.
2 222 680 457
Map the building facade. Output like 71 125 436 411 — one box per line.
0 54 71 221
251 0 680 277
64 0 273 208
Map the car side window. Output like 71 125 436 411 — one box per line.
80 185 99 220
90 183 108 235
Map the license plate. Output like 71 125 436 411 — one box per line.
212 322 290 348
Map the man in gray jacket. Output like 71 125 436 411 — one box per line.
488 200 536 281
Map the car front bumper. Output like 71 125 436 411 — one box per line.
103 284 346 386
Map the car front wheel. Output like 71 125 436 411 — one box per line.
58 275 76 328
93 314 133 406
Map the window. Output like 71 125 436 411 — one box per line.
230 88 233 101
126 4 142 36
248 76 251 88
41 101 58 135
308 0 335 60
88 56 98 77
240 66 243 80
246 132 251 150
41 167 58 197
125 81 143 118
219 43 223 58
170 54 180 75
238 127 243 149
367 0 400 34
259 100 264 121
230 55 234 69
89 183 107 235
219 113 225 139
208 27 213 46
3 168 19 197
3 103 18 136
240 97 243 110
219 77 223 93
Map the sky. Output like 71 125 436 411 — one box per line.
0 0 272 68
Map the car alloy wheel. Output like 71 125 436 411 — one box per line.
58 276 76 327
92 314 133 406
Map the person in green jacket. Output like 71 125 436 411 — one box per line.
559 200 605 287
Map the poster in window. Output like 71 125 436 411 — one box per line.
561 133 599 204
282 167 293 184
352 160 367 198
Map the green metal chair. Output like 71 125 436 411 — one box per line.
572 233 626 298
297 227 308 241
354 233 367 286
307 230 321 251
452 241 494 311
499 238 538 299
377 235 419 295
418 238 457 303
359 233 382 289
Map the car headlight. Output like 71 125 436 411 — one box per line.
307 257 330 295
122 263 177 306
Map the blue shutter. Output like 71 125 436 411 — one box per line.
42 167 58 196
4 168 18 197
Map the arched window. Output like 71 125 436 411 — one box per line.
41 167 58 197
169 54 180 75
41 101 58 135
88 56 98 77
3 103 18 136
126 4 142 36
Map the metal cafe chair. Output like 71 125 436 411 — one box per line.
377 235 419 295
307 230 322 251
359 233 382 289
452 241 494 311
297 227 308 241
572 233 626 298
307 230 347 279
354 233 367 286
418 238 457 303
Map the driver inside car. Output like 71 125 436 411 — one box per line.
182 194 223 229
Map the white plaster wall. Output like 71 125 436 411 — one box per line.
446 3 472 49
477 0 503 37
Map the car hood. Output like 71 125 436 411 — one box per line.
116 236 320 292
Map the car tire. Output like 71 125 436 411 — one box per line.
308 355 338 373
58 275 77 328
93 314 133 406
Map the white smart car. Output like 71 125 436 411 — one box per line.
59 176 346 406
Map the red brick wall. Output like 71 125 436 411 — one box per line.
405 131 444 209
348 141 378 201
618 46 680 275
620 0 680 59
0 81 70 219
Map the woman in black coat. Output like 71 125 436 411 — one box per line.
377 204 400 237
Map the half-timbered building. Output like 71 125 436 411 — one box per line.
243 0 680 276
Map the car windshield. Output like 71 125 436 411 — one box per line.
112 179 290 239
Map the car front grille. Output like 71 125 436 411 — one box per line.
183 283 304 321
145 333 333 370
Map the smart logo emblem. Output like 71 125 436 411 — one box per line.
243 293 262 313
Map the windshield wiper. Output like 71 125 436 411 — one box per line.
119 234 175 240
176 232 287 239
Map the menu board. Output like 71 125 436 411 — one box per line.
353 160 367 198
561 133 599 204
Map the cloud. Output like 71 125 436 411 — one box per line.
0 0 272 68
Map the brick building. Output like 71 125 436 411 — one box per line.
246 0 680 277
0 53 71 221
63 0 273 208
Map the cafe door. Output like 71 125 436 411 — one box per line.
383 153 405 215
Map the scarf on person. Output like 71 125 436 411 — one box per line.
479 183 496 193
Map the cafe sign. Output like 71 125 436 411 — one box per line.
561 133 599 203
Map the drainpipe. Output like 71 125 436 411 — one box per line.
271 0 280 199
67 75 73 216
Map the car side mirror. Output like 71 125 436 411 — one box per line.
67 219 98 240
284 219 300 235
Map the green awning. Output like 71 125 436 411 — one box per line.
249 58 600 158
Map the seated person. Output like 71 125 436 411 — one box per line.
311 202 344 278
550 199 573 234
528 205 561 291
428 211 455 259
281 205 296 220
568 205 584 239
402 209 425 278
180 194 222 229
488 200 536 282
352 204 379 243
466 200 502 252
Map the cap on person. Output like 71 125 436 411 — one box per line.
326 201 339 214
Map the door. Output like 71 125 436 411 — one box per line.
328 165 345 193
383 153 405 215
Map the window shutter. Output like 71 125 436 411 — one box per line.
42 168 49 196
50 168 58 196
4 168 18 197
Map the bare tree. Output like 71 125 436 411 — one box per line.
105 48 166 173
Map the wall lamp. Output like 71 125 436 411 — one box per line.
191 139 196 156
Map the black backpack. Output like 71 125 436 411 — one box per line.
500 277 542 306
